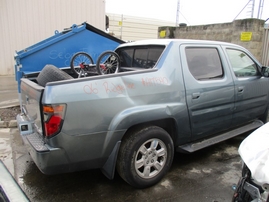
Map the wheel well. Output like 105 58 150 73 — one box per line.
123 118 177 143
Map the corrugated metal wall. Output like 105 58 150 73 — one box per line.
0 0 105 75
107 13 175 41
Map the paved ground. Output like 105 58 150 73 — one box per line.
0 75 20 176
7 127 244 202
0 75 244 202
1 127 245 201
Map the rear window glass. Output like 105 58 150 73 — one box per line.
117 46 165 69
186 47 224 80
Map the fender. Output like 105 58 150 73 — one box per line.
100 103 188 179
104 102 191 150
108 103 184 131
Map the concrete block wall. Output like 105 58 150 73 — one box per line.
158 19 265 63
231 19 265 62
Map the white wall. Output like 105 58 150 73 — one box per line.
0 0 105 75
107 13 175 41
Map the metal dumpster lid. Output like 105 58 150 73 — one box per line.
85 23 124 44
14 22 125 76
15 22 124 61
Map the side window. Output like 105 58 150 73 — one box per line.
117 46 164 69
186 47 224 80
226 49 258 77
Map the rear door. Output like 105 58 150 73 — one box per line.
180 44 235 141
224 47 269 126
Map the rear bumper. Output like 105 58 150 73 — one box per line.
16 114 125 175
17 114 69 175
22 132 71 175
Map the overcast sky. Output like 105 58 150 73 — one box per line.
105 0 269 26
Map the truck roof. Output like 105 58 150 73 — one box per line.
117 39 241 48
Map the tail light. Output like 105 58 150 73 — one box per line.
42 104 66 138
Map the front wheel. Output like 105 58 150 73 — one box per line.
116 126 174 188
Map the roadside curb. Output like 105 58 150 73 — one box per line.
0 100 20 109
0 120 17 128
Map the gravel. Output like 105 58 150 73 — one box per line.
0 106 21 122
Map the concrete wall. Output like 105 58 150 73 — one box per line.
0 0 105 75
158 19 266 63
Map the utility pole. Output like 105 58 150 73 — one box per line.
176 0 180 26
251 0 255 18
257 0 264 19
234 0 264 20
120 14 123 40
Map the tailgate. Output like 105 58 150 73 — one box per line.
18 78 44 135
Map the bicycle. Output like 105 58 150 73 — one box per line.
70 51 120 78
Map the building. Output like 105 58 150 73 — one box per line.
107 13 175 41
1 1 175 76
0 0 105 75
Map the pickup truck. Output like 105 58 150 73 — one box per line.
17 39 269 188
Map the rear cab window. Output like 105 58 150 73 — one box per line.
116 46 165 71
185 47 224 80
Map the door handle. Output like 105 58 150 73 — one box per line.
192 92 200 99
238 86 244 93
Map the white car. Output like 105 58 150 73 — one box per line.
232 122 269 202
0 160 29 202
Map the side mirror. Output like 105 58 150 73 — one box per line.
261 66 269 77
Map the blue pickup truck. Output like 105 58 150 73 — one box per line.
16 39 269 188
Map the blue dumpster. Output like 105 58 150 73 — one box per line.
14 22 124 92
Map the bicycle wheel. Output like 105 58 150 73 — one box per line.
96 51 120 75
70 52 94 76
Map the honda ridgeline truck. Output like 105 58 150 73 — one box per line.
17 39 269 188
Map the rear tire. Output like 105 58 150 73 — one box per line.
37 64 73 87
116 126 174 188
